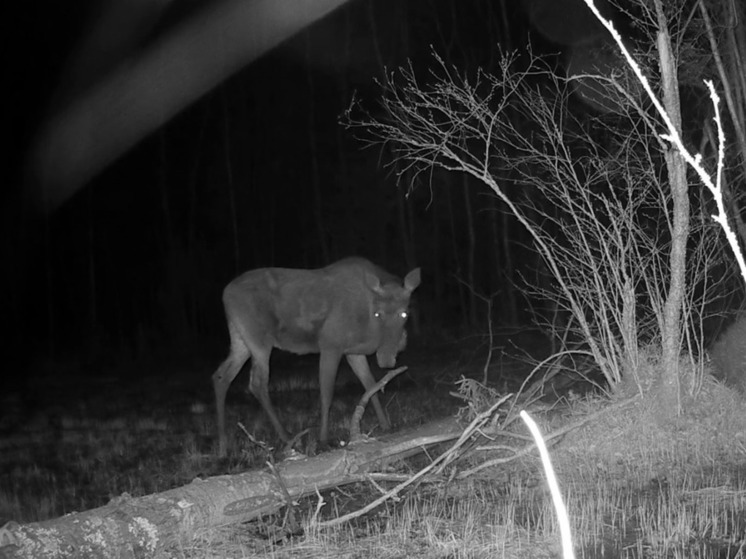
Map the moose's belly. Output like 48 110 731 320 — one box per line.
273 325 379 356
274 325 322 355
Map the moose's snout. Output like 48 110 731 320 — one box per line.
377 330 407 368
376 351 397 369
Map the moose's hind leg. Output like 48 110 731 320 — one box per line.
247 348 291 442
213 323 251 456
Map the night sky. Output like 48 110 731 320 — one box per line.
2 0 618 373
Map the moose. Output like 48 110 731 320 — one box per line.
212 257 421 455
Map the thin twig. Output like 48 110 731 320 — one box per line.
457 395 638 478
266 460 300 534
454 276 500 385
314 394 511 528
238 422 300 533
583 0 746 285
283 428 310 455
350 366 407 442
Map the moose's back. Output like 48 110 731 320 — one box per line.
223 258 401 355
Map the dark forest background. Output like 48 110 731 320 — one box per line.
2 0 715 372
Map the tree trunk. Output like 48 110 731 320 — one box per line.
0 418 463 559
447 185 468 326
699 0 746 254
656 1 689 415
222 89 241 276
498 205 517 324
462 175 478 326
306 31 330 264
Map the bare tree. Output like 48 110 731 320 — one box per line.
346 42 731 394
697 0 746 248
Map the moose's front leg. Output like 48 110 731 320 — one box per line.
346 354 391 432
318 350 343 443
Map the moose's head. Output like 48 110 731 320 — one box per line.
365 268 421 369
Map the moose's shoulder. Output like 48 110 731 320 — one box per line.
323 257 398 282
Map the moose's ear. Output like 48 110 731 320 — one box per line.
365 271 384 294
404 268 421 292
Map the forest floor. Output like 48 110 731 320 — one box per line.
3 329 746 558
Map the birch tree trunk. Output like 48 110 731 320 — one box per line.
655 0 689 414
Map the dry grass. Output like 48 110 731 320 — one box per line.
184 359 746 559
4 342 746 558
0 346 459 524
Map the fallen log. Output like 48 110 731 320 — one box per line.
0 417 463 559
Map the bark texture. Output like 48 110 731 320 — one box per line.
0 418 462 559
655 0 689 415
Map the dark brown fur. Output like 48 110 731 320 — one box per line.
212 257 421 455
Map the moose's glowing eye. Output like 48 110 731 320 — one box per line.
374 311 382 319
400 311 408 319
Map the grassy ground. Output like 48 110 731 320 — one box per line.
0 335 468 524
3 332 746 558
